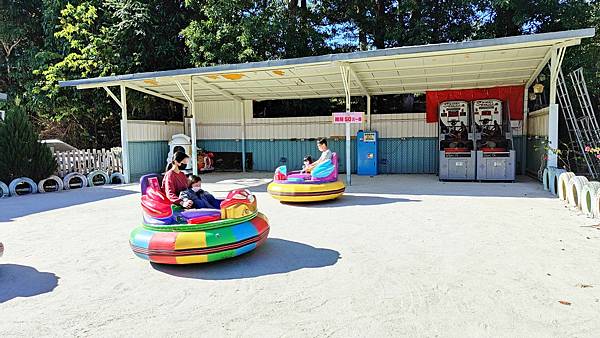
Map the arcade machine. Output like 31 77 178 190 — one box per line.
438 101 476 180
473 99 516 181
357 130 378 176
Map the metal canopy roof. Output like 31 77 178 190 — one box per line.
60 28 595 104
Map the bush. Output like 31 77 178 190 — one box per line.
0 103 58 182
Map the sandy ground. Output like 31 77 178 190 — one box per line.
1 173 600 337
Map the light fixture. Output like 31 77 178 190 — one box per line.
533 83 544 94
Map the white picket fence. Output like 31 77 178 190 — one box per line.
53 148 123 178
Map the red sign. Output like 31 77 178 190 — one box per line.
332 112 364 124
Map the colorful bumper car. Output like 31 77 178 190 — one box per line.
130 174 269 264
267 152 345 202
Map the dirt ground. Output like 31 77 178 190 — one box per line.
1 173 600 337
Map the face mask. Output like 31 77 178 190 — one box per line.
191 186 201 192
178 163 187 170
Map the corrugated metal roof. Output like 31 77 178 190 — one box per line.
59 28 595 102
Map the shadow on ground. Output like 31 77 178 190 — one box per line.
152 238 340 280
0 186 136 222
209 177 272 193
0 264 59 303
281 194 421 208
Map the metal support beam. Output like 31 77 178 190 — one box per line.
103 87 123 109
190 77 245 172
367 95 372 130
547 47 566 168
526 50 554 89
340 64 352 186
174 79 198 173
522 86 529 175
119 85 131 183
240 101 246 173
526 40 580 88
175 80 192 104
190 77 198 175
193 76 242 102
347 62 372 132
346 63 370 96
124 83 188 106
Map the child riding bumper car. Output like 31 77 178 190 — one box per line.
267 152 345 203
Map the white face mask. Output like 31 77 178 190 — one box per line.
191 186 201 192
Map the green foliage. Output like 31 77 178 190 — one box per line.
28 1 186 148
477 0 600 96
181 0 330 66
0 101 57 182
318 0 476 50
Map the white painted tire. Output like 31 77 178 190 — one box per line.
8 177 38 196
87 170 110 187
37 175 64 193
580 182 600 217
542 168 550 191
558 172 575 202
0 181 9 198
63 173 88 190
543 167 555 191
592 188 600 218
109 172 125 184
567 176 589 209
550 168 565 196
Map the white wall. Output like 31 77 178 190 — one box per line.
194 100 438 139
127 100 526 142
127 120 184 142
527 107 549 137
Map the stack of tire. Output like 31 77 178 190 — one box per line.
0 170 126 198
546 166 600 218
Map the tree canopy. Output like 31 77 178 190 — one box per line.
0 0 598 148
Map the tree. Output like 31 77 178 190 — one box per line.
475 0 599 104
0 0 44 90
32 1 189 149
0 100 57 182
318 0 476 51
181 0 330 66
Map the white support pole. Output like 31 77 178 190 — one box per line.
174 78 198 174
340 64 352 186
119 85 131 183
367 95 372 130
522 86 529 175
190 77 198 176
548 48 562 168
240 100 246 173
